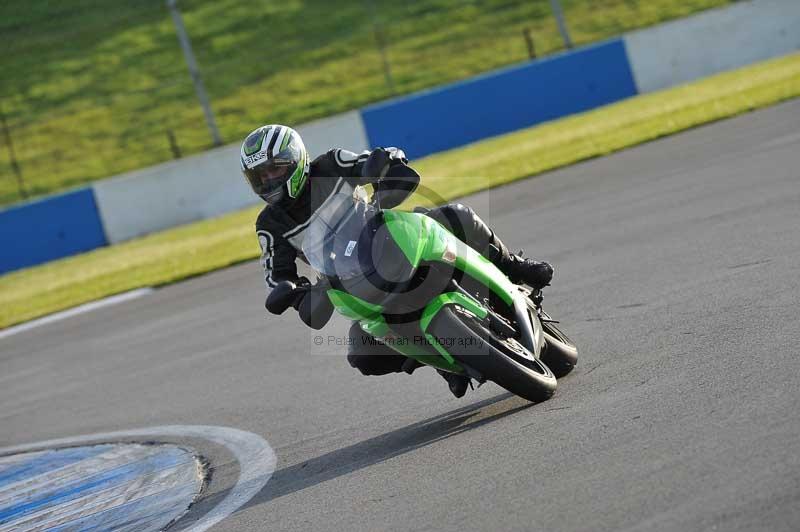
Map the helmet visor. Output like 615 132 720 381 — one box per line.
244 159 298 201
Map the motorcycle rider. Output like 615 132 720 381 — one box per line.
242 124 554 398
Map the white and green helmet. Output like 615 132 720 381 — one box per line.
240 124 309 203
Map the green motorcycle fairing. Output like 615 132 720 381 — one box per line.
382 211 516 307
420 291 488 364
326 288 467 374
324 208 519 375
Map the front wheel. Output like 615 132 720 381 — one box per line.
540 319 578 378
428 306 557 403
524 294 579 379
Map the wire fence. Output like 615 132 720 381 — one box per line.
0 0 731 206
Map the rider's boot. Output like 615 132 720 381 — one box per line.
485 232 554 289
499 251 554 289
437 370 470 398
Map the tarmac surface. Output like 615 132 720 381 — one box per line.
2 99 799 531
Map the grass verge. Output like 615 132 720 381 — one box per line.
2 52 799 330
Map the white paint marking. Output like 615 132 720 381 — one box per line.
0 426 276 532
0 288 153 340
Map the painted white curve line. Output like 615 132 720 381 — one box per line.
0 288 153 340
0 425 276 532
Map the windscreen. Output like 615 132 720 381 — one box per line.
301 192 381 280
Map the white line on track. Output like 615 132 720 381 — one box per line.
0 425 276 532
0 288 153 340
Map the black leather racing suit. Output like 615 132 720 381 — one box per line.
256 147 408 288
257 147 537 377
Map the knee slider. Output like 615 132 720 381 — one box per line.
347 352 370 371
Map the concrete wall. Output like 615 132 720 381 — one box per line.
297 110 370 158
0 188 107 274
94 110 369 244
93 143 249 244
624 0 800 93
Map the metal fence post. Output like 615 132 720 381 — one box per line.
523 28 537 59
366 0 397 95
167 0 223 146
548 0 573 49
166 129 182 159
0 104 27 199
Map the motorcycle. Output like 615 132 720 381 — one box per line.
268 188 578 402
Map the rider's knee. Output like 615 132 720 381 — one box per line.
347 352 376 375
347 352 405 376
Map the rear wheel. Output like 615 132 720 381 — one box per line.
428 305 557 403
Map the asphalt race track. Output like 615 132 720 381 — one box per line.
2 100 799 531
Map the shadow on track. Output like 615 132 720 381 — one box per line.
172 391 535 529
234 391 531 512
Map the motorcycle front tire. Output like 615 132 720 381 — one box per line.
428 305 557 403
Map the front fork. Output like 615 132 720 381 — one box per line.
524 287 558 324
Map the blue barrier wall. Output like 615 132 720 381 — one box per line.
0 188 107 274
361 39 638 159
